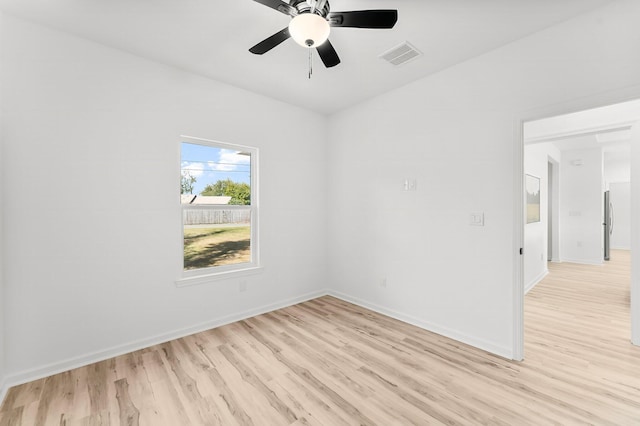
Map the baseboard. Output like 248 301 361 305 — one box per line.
326 290 514 360
2 289 326 393
2 287 517 399
611 246 631 251
560 258 604 266
525 269 548 294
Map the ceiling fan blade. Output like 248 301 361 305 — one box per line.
316 40 340 68
251 0 298 16
328 10 398 29
249 28 291 55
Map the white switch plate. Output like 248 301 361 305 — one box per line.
470 212 484 226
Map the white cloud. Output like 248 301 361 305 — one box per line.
181 161 205 177
210 149 250 171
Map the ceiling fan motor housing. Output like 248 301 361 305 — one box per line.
291 0 331 18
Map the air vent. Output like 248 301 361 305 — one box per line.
380 42 421 66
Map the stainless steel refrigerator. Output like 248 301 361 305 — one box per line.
604 190 613 261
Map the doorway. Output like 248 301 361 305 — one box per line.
517 98 640 359
547 158 559 262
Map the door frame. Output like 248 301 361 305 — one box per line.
513 88 640 360
547 157 560 262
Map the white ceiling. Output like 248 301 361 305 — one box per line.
0 0 614 114
524 99 640 162
551 133 630 158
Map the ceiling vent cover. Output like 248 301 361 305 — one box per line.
380 41 421 66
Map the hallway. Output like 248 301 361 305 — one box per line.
524 250 640 421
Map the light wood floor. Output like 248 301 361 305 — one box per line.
2 250 640 425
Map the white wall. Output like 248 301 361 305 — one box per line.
327 0 640 358
605 154 631 251
609 182 631 250
559 148 604 264
523 143 561 292
605 156 631 185
0 10 5 400
0 15 328 382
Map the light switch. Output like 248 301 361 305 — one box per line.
403 179 417 191
470 212 484 226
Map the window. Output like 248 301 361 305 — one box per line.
179 137 259 281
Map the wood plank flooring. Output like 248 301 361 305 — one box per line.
2 250 640 425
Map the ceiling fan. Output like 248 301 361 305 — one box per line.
249 0 398 68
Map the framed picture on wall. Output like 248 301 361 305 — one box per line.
526 174 541 224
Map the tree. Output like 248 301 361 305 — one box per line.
181 172 197 195
201 179 250 205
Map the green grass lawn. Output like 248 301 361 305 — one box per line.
183 225 250 270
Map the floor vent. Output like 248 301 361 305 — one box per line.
380 41 421 66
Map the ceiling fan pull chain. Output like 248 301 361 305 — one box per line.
308 48 313 79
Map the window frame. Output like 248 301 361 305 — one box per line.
176 136 260 286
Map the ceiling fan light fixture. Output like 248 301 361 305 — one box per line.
288 13 330 48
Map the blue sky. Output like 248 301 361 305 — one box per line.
181 142 251 194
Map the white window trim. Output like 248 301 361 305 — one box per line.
175 266 264 288
176 135 260 286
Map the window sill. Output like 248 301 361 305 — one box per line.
175 266 264 288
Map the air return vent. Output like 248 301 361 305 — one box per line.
380 41 421 66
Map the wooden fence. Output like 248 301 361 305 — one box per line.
183 208 251 225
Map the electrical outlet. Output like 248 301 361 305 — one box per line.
239 281 247 292
470 212 484 226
